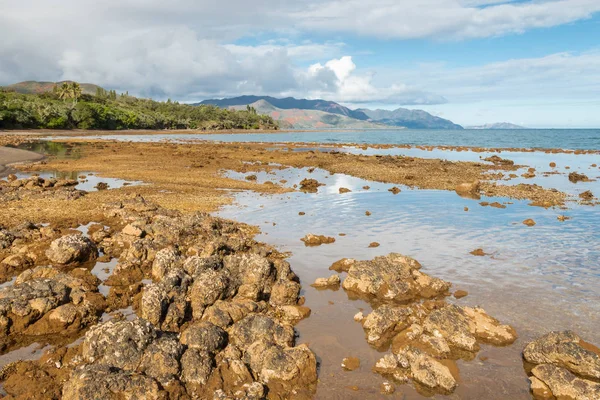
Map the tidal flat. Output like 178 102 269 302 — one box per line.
0 134 598 399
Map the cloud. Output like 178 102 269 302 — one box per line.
302 57 447 104
293 0 600 40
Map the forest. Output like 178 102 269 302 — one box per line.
0 83 278 130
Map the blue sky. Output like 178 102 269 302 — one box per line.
1 0 600 127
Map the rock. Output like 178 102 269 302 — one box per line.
181 348 214 385
342 253 450 302
274 305 311 324
122 223 144 238
557 215 571 222
190 269 230 318
368 242 380 248
341 357 360 371
523 331 600 380
470 248 486 256
365 210 371 216
94 182 109 190
374 348 457 395
151 247 181 280
388 187 401 194
455 181 480 198
138 336 185 384
484 155 514 166
46 234 98 265
339 187 352 193
363 186 370 190
362 305 413 346
579 190 594 200
311 274 340 288
299 178 324 193
298 211 305 216
245 174 257 181
568 172 589 183
549 162 557 168
329 258 356 273
81 319 157 370
353 311 364 322
300 234 335 246
180 321 228 353
380 381 395 394
62 365 164 400
530 364 600 400
523 219 536 227
453 290 468 299
230 314 294 350
269 279 301 306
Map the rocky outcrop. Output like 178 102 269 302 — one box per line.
341 253 516 395
300 234 335 246
0 175 84 203
342 253 451 302
523 331 600 399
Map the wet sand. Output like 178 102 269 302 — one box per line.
1 137 599 399
0 147 45 177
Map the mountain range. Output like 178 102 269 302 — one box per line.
201 95 464 130
466 122 527 129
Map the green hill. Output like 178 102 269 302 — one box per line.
5 81 103 95
0 85 277 131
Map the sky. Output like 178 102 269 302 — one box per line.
1 0 600 127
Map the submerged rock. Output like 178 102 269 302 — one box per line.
299 178 324 193
568 172 589 183
311 274 341 288
300 234 335 246
455 180 480 198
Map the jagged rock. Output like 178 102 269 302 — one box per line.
374 347 457 394
181 348 214 385
269 279 300 306
180 321 228 353
46 234 98 265
151 247 181 280
530 364 600 400
62 365 164 400
230 315 294 350
311 274 340 288
342 253 450 301
81 319 157 370
190 269 231 318
523 331 600 380
138 336 184 384
300 234 335 246
362 305 413 347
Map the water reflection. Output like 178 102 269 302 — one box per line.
218 166 600 399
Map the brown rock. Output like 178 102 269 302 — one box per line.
341 357 360 371
301 234 335 246
470 248 486 256
523 219 536 227
311 274 340 288
388 187 401 194
368 242 380 248
339 187 352 193
568 172 589 183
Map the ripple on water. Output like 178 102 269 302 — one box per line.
219 164 600 399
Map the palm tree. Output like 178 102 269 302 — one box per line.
69 82 82 106
55 82 82 106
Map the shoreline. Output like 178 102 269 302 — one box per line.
0 146 45 177
4 128 600 155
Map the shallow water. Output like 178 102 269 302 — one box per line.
50 128 600 150
14 170 141 192
219 165 600 399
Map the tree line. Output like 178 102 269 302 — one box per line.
0 83 278 130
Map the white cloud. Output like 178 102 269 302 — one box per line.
293 0 600 40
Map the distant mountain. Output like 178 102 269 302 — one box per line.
357 108 463 130
230 100 388 130
4 81 103 95
466 122 527 130
197 95 370 121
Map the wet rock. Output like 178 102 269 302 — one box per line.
374 348 457 395
523 219 536 227
549 162 557 168
523 331 600 380
181 348 214 385
299 178 324 193
368 242 380 248
363 185 370 190
269 279 301 306
272 305 311 325
484 155 514 166
579 190 594 200
94 182 109 190
388 187 401 194
568 172 589 183
453 290 468 299
557 215 571 222
529 364 600 400
245 174 257 181
230 314 294 350
300 234 335 246
470 248 486 256
46 234 98 265
329 258 356 273
342 253 451 302
341 356 360 371
365 210 371 216
339 187 352 193
455 180 480 198
362 305 413 347
311 274 340 288
380 381 395 394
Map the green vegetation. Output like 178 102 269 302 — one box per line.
0 84 278 130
